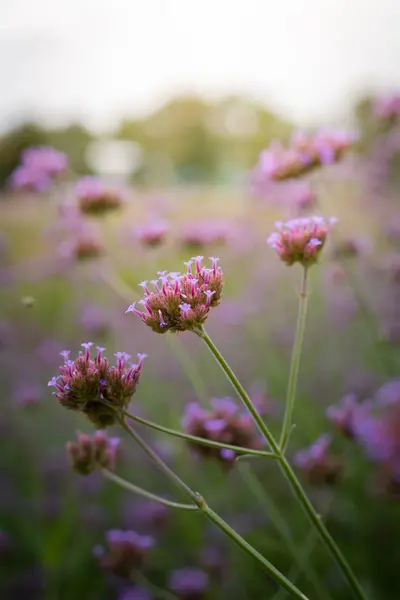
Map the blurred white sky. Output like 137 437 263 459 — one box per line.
0 0 399 133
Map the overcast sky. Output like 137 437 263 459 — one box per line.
1 0 399 133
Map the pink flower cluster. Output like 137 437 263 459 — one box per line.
66 430 120 475
294 434 341 485
48 343 146 427
75 176 126 215
94 529 154 578
133 219 169 247
127 256 224 334
267 216 337 267
374 93 400 121
181 397 262 464
253 129 357 181
181 220 232 248
9 145 68 192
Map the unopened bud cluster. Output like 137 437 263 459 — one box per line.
127 256 223 334
181 397 262 464
253 129 357 181
75 176 125 216
267 216 337 267
66 430 119 475
48 343 146 427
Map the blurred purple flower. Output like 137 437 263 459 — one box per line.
180 220 233 248
75 176 127 215
181 397 263 464
374 93 400 121
168 567 209 600
133 219 168 247
66 430 120 475
80 305 110 336
94 529 155 578
9 146 67 192
117 587 153 600
13 382 42 408
294 434 342 485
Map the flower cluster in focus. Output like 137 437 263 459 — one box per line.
253 129 357 182
181 397 262 464
127 256 223 334
66 430 119 475
75 176 126 216
48 343 146 428
9 146 68 192
267 216 337 267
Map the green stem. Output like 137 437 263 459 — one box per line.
198 328 366 600
120 406 278 460
101 468 198 511
120 417 309 600
198 326 281 455
279 267 309 450
238 463 331 600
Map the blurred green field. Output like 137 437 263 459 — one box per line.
1 181 400 600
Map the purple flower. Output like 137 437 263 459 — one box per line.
374 93 400 121
133 219 168 247
326 394 359 437
126 257 224 334
66 430 119 475
168 567 209 600
117 587 153 600
252 129 357 182
80 305 109 336
95 529 154 578
267 216 337 267
9 146 67 192
48 344 146 428
75 176 126 215
182 397 262 465
294 434 341 485
13 383 42 408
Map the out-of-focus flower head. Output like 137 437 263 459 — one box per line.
117 587 153 600
267 216 337 267
252 129 357 182
13 383 42 408
80 305 110 337
331 236 371 260
133 219 168 247
66 430 119 475
374 93 400 122
9 146 68 192
294 434 342 485
326 393 360 437
48 344 146 427
94 529 154 578
58 230 105 262
123 499 170 531
126 256 223 334
75 176 126 216
180 220 232 249
181 397 262 464
352 380 400 495
168 567 209 600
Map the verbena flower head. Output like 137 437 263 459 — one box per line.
181 220 231 249
117 587 153 600
9 146 67 192
66 430 119 475
75 176 125 216
48 344 146 427
181 397 262 464
326 393 359 437
267 216 337 267
253 129 357 181
351 380 400 495
294 434 341 485
168 567 209 600
374 93 400 122
58 231 105 261
133 219 168 247
126 257 223 334
94 529 154 578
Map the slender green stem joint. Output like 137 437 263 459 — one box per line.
198 326 367 600
120 416 309 600
101 468 199 511
279 267 309 451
